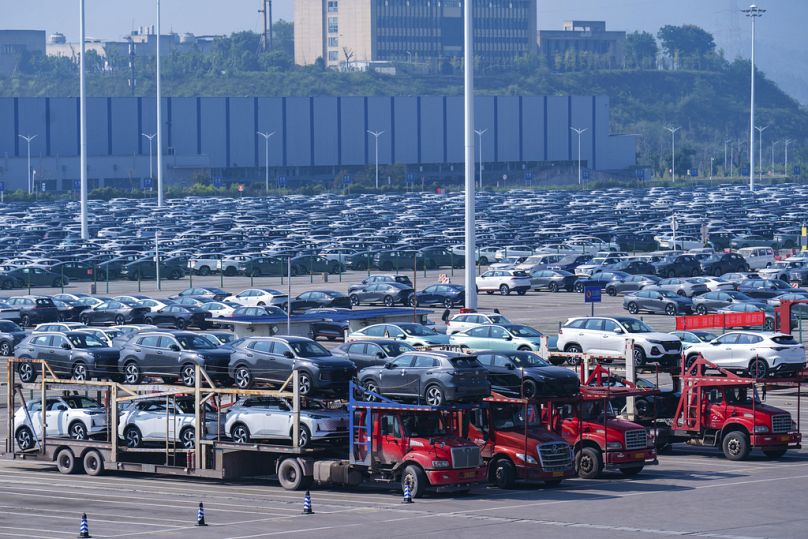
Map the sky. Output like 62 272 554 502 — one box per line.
4 0 807 103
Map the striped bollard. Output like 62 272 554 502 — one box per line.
78 513 91 538
303 490 314 514
196 502 207 526
402 481 414 504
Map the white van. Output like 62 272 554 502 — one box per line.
738 246 775 269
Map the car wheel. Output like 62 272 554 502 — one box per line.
633 347 647 367
170 270 182 280
576 447 603 479
234 366 253 389
20 315 31 328
52 278 63 287
175 318 187 330
722 430 750 461
574 283 584 293
224 266 237 276
748 358 769 378
179 427 196 449
517 345 532 351
517 289 527 296
17 361 37 383
180 364 196 387
293 424 312 448
298 372 312 395
492 458 516 489
15 426 35 450
0 341 11 356
499 284 510 295
231 424 251 444
691 269 700 277
123 426 142 448
409 296 418 307
443 298 454 309
83 450 104 476
521 379 538 399
564 344 583 366
383 296 394 307
425 384 445 406
362 380 380 401
0 279 11 290
479 256 489 266
71 362 89 381
114 315 125 325
548 282 559 293
685 354 698 369
713 268 722 277
349 294 360 306
277 458 312 491
68 421 88 440
665 304 677 316
666 270 675 278
56 448 80 474
123 361 142 384
764 318 774 331
627 302 639 314
401 464 427 499
57 311 68 322
80 314 91 325
199 266 211 276
606 287 617 296
696 304 707 315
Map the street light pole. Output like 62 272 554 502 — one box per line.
141 133 156 180
463 0 476 310
771 139 779 174
366 130 384 189
570 127 587 186
664 126 681 181
743 4 765 192
724 139 731 176
79 0 88 239
784 139 792 177
155 0 164 207
256 131 275 193
474 129 487 190
18 135 36 194
755 125 768 182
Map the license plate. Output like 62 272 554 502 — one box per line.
552 472 564 477
781 435 790 442
633 452 645 459
462 471 475 479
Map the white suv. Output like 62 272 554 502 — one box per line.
556 316 682 366
14 396 107 450
685 331 805 377
446 312 513 335
476 270 532 295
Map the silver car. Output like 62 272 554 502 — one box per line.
225 397 348 447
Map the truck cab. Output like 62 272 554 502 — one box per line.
458 397 574 488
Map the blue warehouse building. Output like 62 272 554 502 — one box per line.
0 95 635 190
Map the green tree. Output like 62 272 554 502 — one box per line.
657 25 715 66
625 31 658 69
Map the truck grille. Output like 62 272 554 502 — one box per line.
450 446 481 469
625 429 647 450
537 442 573 472
662 341 682 352
772 414 791 433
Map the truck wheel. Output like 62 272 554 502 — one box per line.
56 448 81 475
83 450 104 476
722 430 751 461
492 459 516 489
619 465 644 477
575 447 602 479
762 447 788 459
401 464 427 498
277 458 312 491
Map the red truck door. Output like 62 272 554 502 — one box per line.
703 388 728 430
464 409 495 459
377 413 407 465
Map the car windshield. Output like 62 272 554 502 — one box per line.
488 314 512 324
511 352 550 367
399 324 437 336
504 325 542 337
0 320 22 332
693 331 719 341
617 318 653 333
177 335 217 349
67 334 106 348
401 413 447 437
659 291 679 298
379 342 415 356
491 403 541 431
63 396 102 409
289 341 332 358
579 399 616 420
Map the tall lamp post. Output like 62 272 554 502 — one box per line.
664 126 681 181
724 139 732 176
570 127 588 186
256 131 275 193
755 124 768 182
141 133 156 181
18 134 37 194
784 139 792 177
366 130 384 189
155 0 164 207
463 0 476 309
743 4 766 192
771 139 779 174
474 129 487 190
79 0 88 239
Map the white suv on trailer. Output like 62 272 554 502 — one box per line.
684 331 805 377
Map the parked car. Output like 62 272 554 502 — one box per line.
604 274 660 296
224 288 289 308
14 396 107 450
171 287 229 302
238 256 287 277
475 350 580 398
691 290 766 314
446 312 512 335
5 266 69 288
688 276 736 292
700 253 750 276
289 290 352 312
225 397 349 447
348 323 450 347
348 275 413 293
201 301 239 319
358 351 490 405
122 256 187 280
643 277 709 298
668 330 719 350
653 254 703 278
767 292 808 307
79 300 151 326
684 331 805 377
608 259 658 275
623 289 694 316
449 324 544 351
738 279 802 300
15 331 119 382
759 259 807 282
290 255 345 276
410 284 465 308
349 282 413 307
572 271 631 293
716 303 777 330
0 319 27 356
737 247 775 270
227 336 356 395
6 296 60 327
119 396 222 449
730 234 773 249
143 305 212 330
306 307 351 341
332 339 416 370
530 269 576 292
476 270 531 295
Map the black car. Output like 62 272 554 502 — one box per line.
144 305 211 330
122 256 187 280
289 290 352 312
228 336 357 395
358 351 490 405
118 331 231 385
0 319 27 356
653 254 702 278
349 282 414 307
410 284 465 308
50 261 95 281
239 256 287 277
6 296 60 327
552 254 594 273
573 271 631 293
530 269 576 292
15 331 119 382
604 274 660 296
307 308 350 341
691 290 766 314
171 287 229 302
52 298 91 322
332 339 416 370
609 260 658 275
738 279 804 300
5 266 69 288
79 300 151 326
475 350 579 398
700 253 749 276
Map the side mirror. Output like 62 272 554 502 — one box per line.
505 363 515 370
376 352 386 359
61 343 71 350
613 328 623 334
710 340 720 346
397 334 407 340
504 335 513 341
283 351 294 359
169 344 180 352
384 362 395 369
55 404 68 411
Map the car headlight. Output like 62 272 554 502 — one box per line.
515 453 537 464
432 460 450 469
606 442 623 450
754 425 769 433
646 340 661 345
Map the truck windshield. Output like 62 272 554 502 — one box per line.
579 400 616 420
401 413 447 437
725 387 761 405
491 403 541 431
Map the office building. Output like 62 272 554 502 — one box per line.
0 30 46 76
539 21 626 69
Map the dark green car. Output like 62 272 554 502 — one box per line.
238 256 287 277
418 246 463 269
6 266 69 288
290 255 345 276
122 256 188 280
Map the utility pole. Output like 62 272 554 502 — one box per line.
256 131 275 193
710 157 715 180
570 127 588 186
474 129 486 190
367 130 384 189
724 138 731 176
771 139 779 174
79 0 88 239
258 0 272 50
664 126 681 181
743 4 766 192
463 0 476 310
156 0 164 207
755 125 768 182
784 139 792 177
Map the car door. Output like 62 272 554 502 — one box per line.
269 341 296 383
478 271 495 290
601 319 627 355
136 335 163 375
47 335 73 376
44 398 67 436
490 353 519 392
347 343 371 369
488 325 514 350
704 333 739 366
253 401 291 438
250 340 282 382
462 326 491 348
156 336 181 376
405 355 436 398
646 291 665 313
378 355 414 395
576 318 605 354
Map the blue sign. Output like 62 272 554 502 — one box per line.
0 182 5 192
582 170 591 181
278 175 287 187
795 166 802 176
213 177 223 188
73 179 80 191
583 286 602 303
406 173 415 183
690 168 698 177
342 174 352 185
143 178 153 188
742 166 750 176
525 172 533 180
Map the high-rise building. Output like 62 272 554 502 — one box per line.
294 0 537 68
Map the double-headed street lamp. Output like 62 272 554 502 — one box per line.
366 130 384 189
18 134 37 194
256 131 275 193
141 133 156 181
664 126 681 181
570 127 587 185
742 4 766 191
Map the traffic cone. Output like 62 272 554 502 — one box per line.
302 490 314 514
196 502 207 526
402 481 414 504
78 513 91 538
